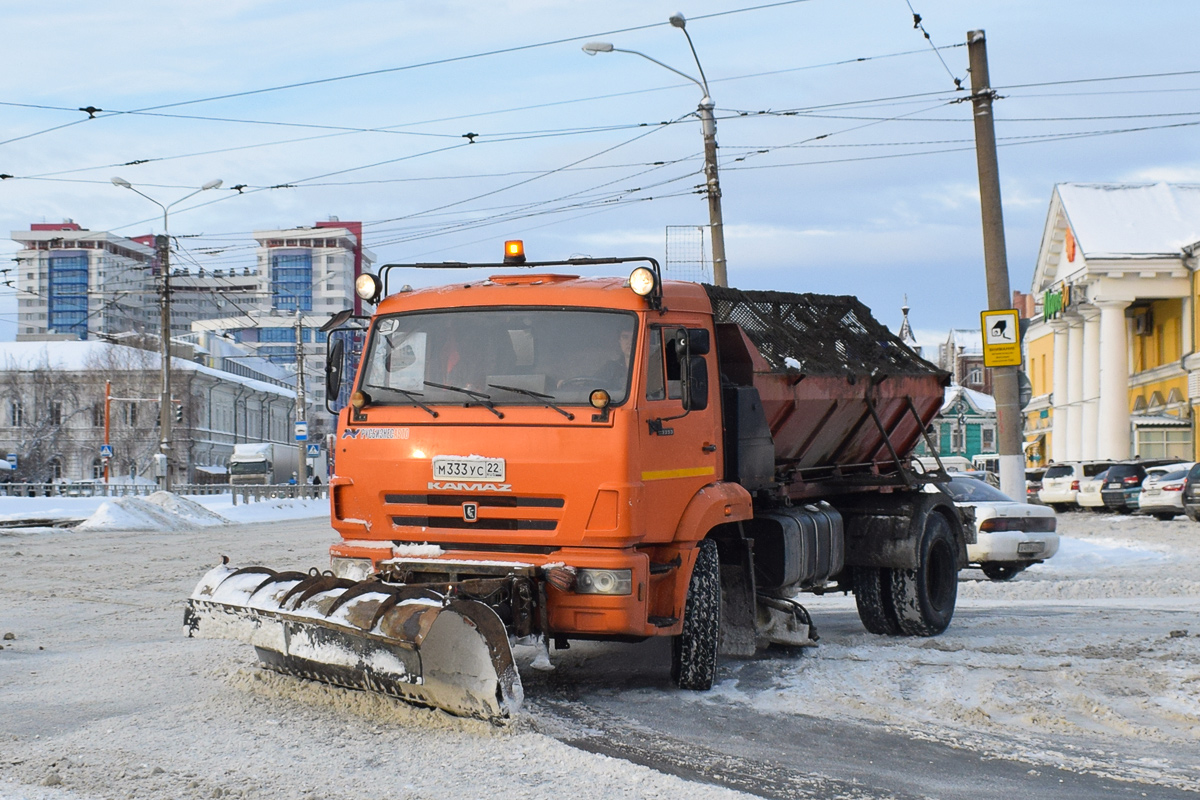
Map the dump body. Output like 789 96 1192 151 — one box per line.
706 286 948 499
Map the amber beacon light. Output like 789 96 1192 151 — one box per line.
503 240 527 265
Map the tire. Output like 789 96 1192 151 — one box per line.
853 566 902 635
890 511 958 636
671 539 721 690
980 562 1026 581
1188 508 1200 523
1153 513 1177 521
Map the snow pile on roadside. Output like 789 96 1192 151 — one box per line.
76 491 230 531
201 495 329 524
1041 535 1170 573
146 491 231 527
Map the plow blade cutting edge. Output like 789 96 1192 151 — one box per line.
184 564 523 721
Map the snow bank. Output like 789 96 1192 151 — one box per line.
76 492 230 531
1038 534 1170 573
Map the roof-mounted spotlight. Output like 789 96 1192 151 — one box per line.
355 273 382 303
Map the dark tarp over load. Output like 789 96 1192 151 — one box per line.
703 285 945 379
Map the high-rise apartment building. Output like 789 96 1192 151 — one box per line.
10 222 156 340
252 219 372 316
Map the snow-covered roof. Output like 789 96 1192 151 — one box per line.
1057 183 1200 258
941 384 996 415
0 341 295 399
945 329 983 354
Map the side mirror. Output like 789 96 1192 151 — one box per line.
325 337 345 410
682 355 708 411
685 327 710 355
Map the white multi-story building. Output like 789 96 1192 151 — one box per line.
10 222 156 340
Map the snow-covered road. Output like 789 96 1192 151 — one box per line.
1 502 1198 799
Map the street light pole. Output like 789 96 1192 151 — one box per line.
111 176 222 491
583 12 728 286
295 308 308 489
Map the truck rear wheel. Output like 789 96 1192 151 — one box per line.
671 539 721 690
889 511 957 636
852 567 901 635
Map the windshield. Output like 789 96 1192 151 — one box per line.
359 308 637 407
1044 465 1074 479
942 476 1013 503
229 461 268 475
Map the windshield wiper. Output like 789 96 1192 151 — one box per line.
487 383 575 420
364 385 438 418
423 381 504 418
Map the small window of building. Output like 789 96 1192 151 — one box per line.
981 427 995 451
49 401 62 426
9 401 24 427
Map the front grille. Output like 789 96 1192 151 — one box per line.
385 494 563 508
391 516 557 531
385 492 563 533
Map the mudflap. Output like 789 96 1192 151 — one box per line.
755 596 818 649
184 564 522 721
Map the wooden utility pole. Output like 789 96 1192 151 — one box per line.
968 29 1024 500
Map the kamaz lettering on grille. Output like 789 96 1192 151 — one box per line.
427 481 513 492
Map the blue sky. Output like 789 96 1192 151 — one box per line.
3 0 1198 344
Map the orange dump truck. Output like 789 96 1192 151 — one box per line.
186 249 965 720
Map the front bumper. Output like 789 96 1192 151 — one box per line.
329 542 667 639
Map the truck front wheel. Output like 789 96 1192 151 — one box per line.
852 567 901 635
671 539 721 690
889 511 957 636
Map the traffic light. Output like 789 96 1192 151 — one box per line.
174 401 183 423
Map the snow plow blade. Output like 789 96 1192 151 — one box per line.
184 564 522 721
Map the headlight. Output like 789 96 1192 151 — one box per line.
628 267 656 297
574 568 633 595
355 273 382 302
330 557 375 581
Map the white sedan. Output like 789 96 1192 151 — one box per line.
1136 468 1189 520
939 475 1059 581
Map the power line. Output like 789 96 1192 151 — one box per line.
902 0 964 90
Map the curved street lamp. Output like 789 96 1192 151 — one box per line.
583 13 727 286
111 176 223 490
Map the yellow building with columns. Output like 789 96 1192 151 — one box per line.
1024 183 1200 465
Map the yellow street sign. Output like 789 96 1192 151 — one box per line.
980 309 1022 367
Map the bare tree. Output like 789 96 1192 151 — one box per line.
0 352 83 481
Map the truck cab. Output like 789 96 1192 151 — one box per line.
327 270 734 646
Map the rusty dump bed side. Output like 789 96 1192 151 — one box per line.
704 285 949 495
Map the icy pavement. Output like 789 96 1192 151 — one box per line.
2 507 1199 798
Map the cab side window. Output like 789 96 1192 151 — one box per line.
645 327 683 401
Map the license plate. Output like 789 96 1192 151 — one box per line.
1105 483 1121 490
1017 542 1045 555
432 456 505 482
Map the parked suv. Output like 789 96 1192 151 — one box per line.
1101 463 1151 512
1183 462 1200 521
1039 461 1113 508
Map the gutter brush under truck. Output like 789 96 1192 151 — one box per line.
186 241 967 721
